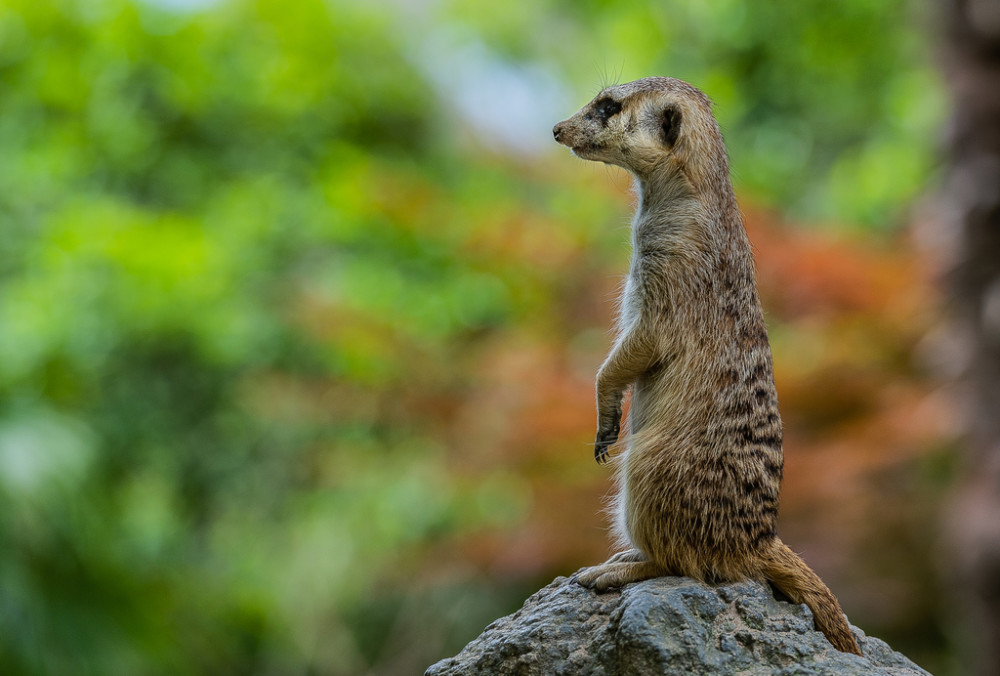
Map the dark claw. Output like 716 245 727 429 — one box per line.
594 421 620 464
594 441 610 464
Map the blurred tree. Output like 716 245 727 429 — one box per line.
937 1 1000 674
0 0 521 673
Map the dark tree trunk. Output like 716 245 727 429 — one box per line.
939 1 1000 674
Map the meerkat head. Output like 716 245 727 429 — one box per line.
553 77 722 185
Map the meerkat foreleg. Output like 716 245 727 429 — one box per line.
594 329 653 463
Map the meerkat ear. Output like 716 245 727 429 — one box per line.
661 104 682 147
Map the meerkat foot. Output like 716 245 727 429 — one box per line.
574 560 665 591
605 548 647 564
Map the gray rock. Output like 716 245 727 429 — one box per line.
426 573 931 676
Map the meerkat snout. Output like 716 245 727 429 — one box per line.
552 123 564 143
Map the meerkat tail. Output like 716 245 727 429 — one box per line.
760 539 862 655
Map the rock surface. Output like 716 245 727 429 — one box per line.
426 574 931 676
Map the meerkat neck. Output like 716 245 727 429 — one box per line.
630 165 749 294
634 171 688 213
631 170 714 259
631 180 683 257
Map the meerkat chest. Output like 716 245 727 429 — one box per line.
620 265 644 331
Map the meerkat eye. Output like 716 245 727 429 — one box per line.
590 97 622 125
661 104 682 147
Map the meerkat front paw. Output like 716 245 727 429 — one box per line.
594 419 620 464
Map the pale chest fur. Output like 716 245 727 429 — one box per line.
619 265 643 333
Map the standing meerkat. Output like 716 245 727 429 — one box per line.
552 76 861 656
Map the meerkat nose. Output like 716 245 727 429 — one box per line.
553 123 564 142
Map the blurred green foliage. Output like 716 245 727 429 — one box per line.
453 0 945 226
0 0 943 674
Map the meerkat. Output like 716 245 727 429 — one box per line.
552 77 861 656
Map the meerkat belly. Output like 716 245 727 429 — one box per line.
621 377 698 557
623 374 779 576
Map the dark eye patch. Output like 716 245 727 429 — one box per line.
589 97 622 125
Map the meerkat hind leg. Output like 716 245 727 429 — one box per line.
574 559 666 591
605 548 647 564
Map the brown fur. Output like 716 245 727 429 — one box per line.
552 77 861 655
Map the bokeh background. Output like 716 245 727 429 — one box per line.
3 0 995 674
